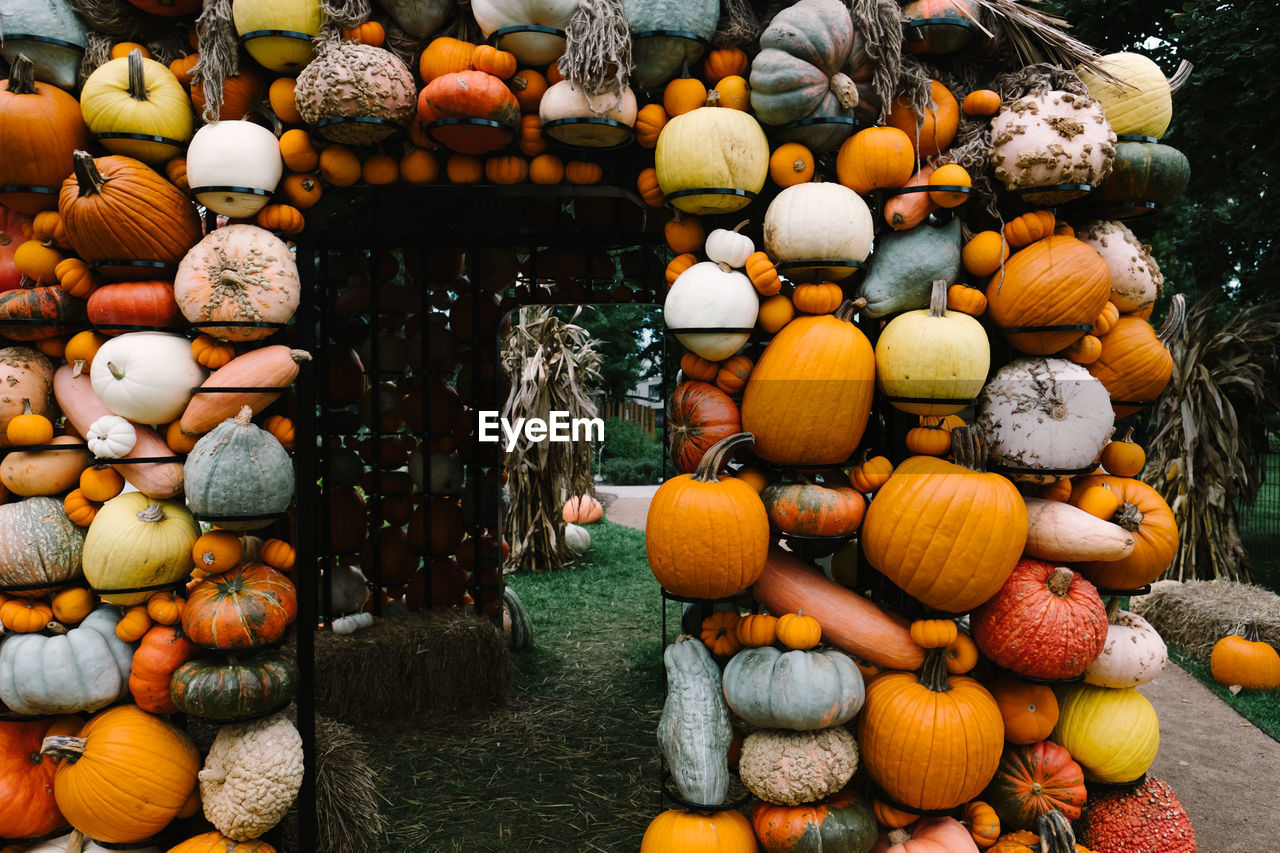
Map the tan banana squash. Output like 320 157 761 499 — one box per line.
1023 498 1135 562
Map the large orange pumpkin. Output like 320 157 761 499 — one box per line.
861 428 1027 613
667 380 741 474
986 234 1111 355
182 563 298 649
645 433 769 599
44 705 200 843
1087 295 1185 417
1069 475 1178 590
58 152 202 280
0 56 91 215
0 717 80 838
740 300 875 465
858 647 1004 811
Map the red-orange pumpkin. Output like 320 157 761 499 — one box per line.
666 380 741 474
0 717 78 838
86 280 181 334
762 480 866 537
128 623 194 714
182 563 298 649
752 790 878 852
984 739 1087 831
417 71 521 155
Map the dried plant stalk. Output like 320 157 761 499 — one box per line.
501 307 602 573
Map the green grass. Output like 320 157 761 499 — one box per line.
1166 644 1280 741
366 520 668 852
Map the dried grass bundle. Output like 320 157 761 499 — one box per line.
1144 297 1280 582
1132 580 1280 661
501 307 602 573
305 611 512 724
967 0 1114 81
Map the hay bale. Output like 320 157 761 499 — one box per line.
1131 580 1280 660
278 716 386 853
310 610 513 725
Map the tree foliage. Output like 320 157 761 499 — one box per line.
563 303 664 402
1049 0 1277 304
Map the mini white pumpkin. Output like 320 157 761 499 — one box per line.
976 357 1115 483
704 223 755 269
409 450 465 494
332 611 375 634
25 832 158 853
325 563 370 615
1077 219 1163 313
664 261 758 360
565 522 591 555
89 332 207 425
185 120 284 217
86 414 137 458
763 182 873 282
1085 608 1168 688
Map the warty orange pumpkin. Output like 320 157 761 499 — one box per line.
645 433 769 599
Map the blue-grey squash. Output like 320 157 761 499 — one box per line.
623 0 719 89
658 635 732 806
723 645 866 730
183 406 294 530
0 605 133 714
855 216 962 318
0 0 88 90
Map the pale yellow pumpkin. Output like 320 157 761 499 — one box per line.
655 105 770 215
1077 52 1175 139
82 492 200 605
79 50 193 165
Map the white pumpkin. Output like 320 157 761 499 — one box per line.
470 0 577 64
25 832 158 853
990 90 1116 197
85 414 137 458
0 606 134 715
762 182 873 282
1076 52 1175 140
1085 609 1168 688
332 611 375 634
409 449 465 495
663 261 758 360
1078 220 1163 313
976 357 1114 483
539 81 637 147
89 332 207 425
185 120 284 217
565 522 591 555
704 225 755 269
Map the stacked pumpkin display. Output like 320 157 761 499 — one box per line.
641 6 1198 852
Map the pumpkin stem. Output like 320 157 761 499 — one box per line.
46 621 69 635
1047 566 1074 597
950 427 987 473
66 830 87 853
1106 595 1122 621
72 358 88 378
1120 426 1135 443
1036 809 1078 853
1113 501 1145 533
732 220 749 233
887 829 910 845
6 54 38 96
829 72 859 110
20 398 32 416
234 405 255 426
1157 293 1186 344
106 361 124 380
691 432 755 483
290 349 313 364
126 49 149 102
705 88 722 107
928 279 947 318
136 502 167 523
72 151 108 198
920 646 951 692
40 735 86 763
1168 59 1194 94
835 299 864 323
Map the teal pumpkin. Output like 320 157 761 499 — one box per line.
0 606 133 715
723 646 865 730
0 0 88 90
855 217 962 318
169 650 298 720
183 406 294 529
622 0 719 89
1094 140 1191 213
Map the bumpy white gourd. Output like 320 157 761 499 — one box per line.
200 713 304 841
1078 220 1163 313
990 90 1116 193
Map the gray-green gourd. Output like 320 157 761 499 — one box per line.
657 634 733 806
183 406 293 530
856 216 962 317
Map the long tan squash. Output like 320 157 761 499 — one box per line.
180 346 311 435
52 365 183 498
1024 497 1134 562
751 545 923 671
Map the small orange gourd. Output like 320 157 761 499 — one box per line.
664 214 704 254
665 253 698 286
962 89 1002 116
510 68 548 111
776 611 821 649
56 257 100 299
319 144 362 187
63 490 100 527
263 415 295 451
1 598 53 633
745 252 781 296
262 538 297 571
1101 428 1145 478
471 45 517 79
191 530 243 574
1003 210 1056 248
736 613 779 647
146 591 185 625
255 204 305 235
700 610 744 656
637 167 665 206
362 153 400 186
6 399 53 445
679 352 719 382
51 586 94 624
757 294 794 334
634 103 668 149
80 465 125 502
768 142 815 187
279 129 319 172
191 334 235 369
400 148 439 184
115 605 152 642
663 77 707 116
528 153 564 185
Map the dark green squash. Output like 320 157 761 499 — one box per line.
1094 141 1190 209
169 649 298 720
751 790 878 853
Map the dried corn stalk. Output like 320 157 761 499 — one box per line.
1144 297 1280 582
501 307 602 572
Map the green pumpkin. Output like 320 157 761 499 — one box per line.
1093 140 1190 213
658 635 732 806
856 217 962 318
751 790 878 853
622 0 719 89
0 606 133 715
0 0 88 90
723 646 865 731
169 650 298 720
0 495 85 596
184 406 294 530
749 0 865 148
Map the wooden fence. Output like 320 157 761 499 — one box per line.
601 399 659 436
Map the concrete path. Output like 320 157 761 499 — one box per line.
601 485 1280 851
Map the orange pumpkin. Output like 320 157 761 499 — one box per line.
182 563 298 649
510 68 548 112
1087 296 1185 417
962 89 1002 116
417 71 521 155
562 494 603 524
987 235 1112 355
836 126 914 194
990 678 1059 744
1069 475 1178 590
663 77 708 116
664 214 705 254
886 79 960 157
0 55 92 216
634 103 668 149
702 47 749 83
